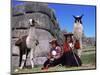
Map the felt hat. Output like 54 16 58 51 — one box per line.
49 38 57 44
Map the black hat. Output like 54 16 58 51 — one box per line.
49 38 57 44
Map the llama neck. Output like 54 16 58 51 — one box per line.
74 23 83 30
28 27 37 38
73 23 83 39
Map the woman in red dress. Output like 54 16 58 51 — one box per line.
63 37 82 66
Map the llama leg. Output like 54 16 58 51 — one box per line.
30 43 36 68
19 54 26 69
78 39 82 57
30 48 34 68
19 51 22 67
24 49 30 67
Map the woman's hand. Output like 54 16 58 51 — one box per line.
47 53 51 59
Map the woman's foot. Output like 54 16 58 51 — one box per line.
41 67 48 70
41 66 49 71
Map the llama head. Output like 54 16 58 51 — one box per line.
73 15 83 40
29 19 36 27
15 38 22 46
73 15 83 24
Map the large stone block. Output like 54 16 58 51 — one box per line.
12 4 24 16
12 29 28 38
26 57 47 65
12 45 19 56
25 13 52 29
11 15 29 28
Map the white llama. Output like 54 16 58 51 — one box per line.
19 19 38 69
73 15 83 57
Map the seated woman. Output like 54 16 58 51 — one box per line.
63 36 82 67
41 38 63 70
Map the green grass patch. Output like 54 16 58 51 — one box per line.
81 53 96 65
12 65 96 74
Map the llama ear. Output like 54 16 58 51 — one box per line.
73 15 76 19
29 19 33 25
80 14 84 19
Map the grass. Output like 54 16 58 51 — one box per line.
81 53 96 65
11 46 96 74
12 65 95 74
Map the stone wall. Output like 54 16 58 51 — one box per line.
11 2 64 67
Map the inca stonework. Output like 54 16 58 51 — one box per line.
11 2 64 67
